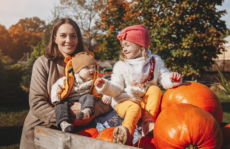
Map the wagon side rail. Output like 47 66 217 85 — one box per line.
34 126 141 149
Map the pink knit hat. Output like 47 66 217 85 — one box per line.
117 25 150 49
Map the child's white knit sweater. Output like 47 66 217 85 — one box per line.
96 54 182 109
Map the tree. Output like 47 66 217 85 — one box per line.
56 0 101 51
0 51 28 105
43 10 60 45
21 11 60 88
95 0 139 60
8 17 45 60
0 51 8 91
15 17 46 32
0 25 13 57
136 0 227 77
21 40 46 88
8 25 32 60
221 28 230 39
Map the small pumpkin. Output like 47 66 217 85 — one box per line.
221 122 230 147
96 127 133 146
96 127 115 142
134 136 156 149
161 82 223 125
154 103 223 149
76 128 99 138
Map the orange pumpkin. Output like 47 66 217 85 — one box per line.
154 104 223 149
134 136 156 149
76 128 99 138
161 82 223 125
221 123 230 147
96 127 115 142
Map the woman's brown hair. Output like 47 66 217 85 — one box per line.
44 18 84 61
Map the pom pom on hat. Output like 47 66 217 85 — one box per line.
117 25 150 49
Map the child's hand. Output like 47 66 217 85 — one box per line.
102 98 111 105
170 72 181 82
95 78 105 88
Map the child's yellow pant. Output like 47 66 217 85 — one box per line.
115 86 162 134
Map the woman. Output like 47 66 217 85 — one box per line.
20 18 112 149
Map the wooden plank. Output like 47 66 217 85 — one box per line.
34 126 141 149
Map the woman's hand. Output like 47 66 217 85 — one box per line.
69 101 95 126
94 78 105 88
69 101 81 117
169 72 181 82
102 97 110 105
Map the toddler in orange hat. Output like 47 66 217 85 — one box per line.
51 52 110 132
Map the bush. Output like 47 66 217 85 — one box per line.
0 51 28 105
21 40 46 88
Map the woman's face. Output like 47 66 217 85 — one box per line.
54 23 78 57
121 40 142 59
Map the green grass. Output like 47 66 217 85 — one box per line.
223 112 230 123
0 104 29 149
213 88 230 123
219 96 230 123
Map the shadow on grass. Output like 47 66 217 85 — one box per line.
0 103 29 113
0 126 23 146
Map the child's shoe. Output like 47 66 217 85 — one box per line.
76 108 92 120
113 126 133 145
60 121 74 132
141 121 155 136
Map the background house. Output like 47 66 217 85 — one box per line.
17 52 30 65
200 35 230 83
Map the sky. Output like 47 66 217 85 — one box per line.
0 0 230 29
0 0 60 29
216 0 230 29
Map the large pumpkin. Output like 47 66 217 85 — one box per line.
221 123 230 148
96 127 115 142
154 103 223 149
134 136 156 149
161 82 223 125
76 128 99 138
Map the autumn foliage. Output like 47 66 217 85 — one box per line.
94 0 139 60
0 17 45 60
95 0 227 78
8 25 44 60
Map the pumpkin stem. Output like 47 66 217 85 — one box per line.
185 144 198 149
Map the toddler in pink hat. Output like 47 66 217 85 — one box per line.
95 25 182 145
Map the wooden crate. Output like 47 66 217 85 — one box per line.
34 126 141 149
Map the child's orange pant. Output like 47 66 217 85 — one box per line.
115 86 162 134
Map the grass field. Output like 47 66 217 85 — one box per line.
0 104 29 149
217 92 230 123
0 92 229 149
